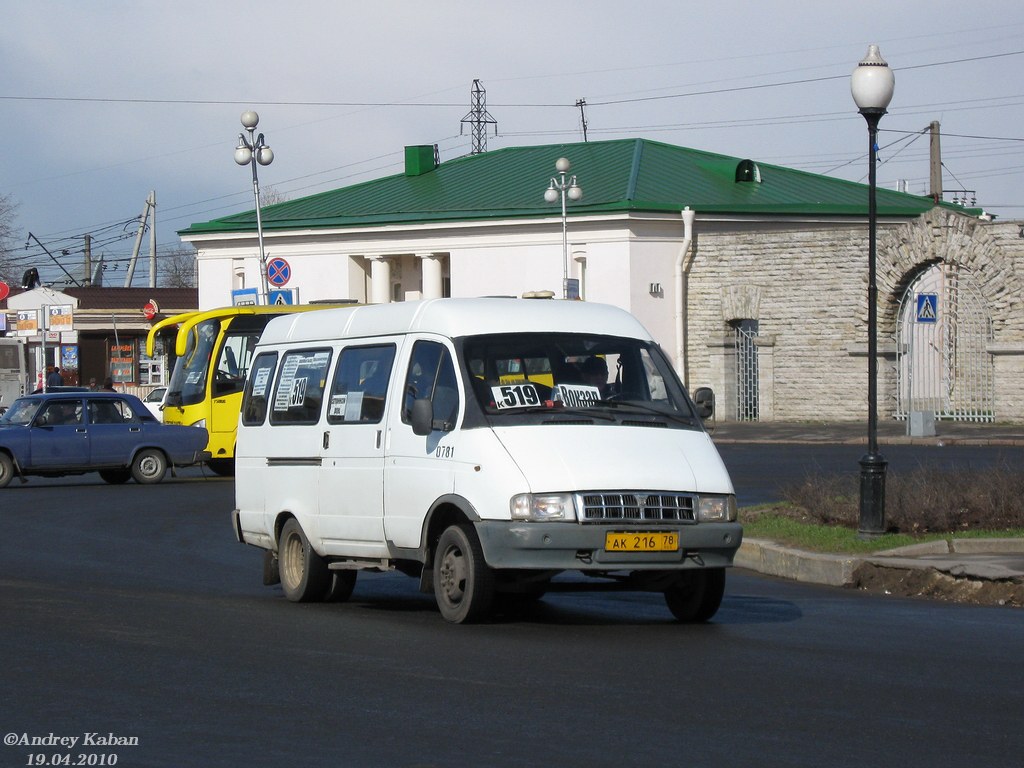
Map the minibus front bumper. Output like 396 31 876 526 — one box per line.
474 521 743 571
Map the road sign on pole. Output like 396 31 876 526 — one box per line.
232 288 260 306
269 289 294 305
267 257 291 287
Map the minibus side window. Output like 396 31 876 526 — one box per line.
270 349 333 425
214 332 261 396
402 341 460 426
326 344 396 424
241 352 278 426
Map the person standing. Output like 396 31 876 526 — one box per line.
46 366 64 388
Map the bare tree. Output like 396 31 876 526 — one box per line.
0 193 20 284
159 246 198 288
259 185 289 207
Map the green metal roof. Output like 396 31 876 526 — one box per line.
181 138 944 236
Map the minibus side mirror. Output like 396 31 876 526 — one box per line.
692 387 715 420
411 398 434 436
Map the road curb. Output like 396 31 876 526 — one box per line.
735 538 859 587
736 537 1024 588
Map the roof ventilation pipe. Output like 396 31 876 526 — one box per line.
674 207 696 386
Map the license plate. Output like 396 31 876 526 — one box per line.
604 531 679 552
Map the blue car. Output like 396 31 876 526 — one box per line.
0 392 210 487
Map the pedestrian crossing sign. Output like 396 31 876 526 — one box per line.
916 293 938 323
269 289 294 306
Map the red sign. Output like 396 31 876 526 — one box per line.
0 281 9 302
143 300 159 320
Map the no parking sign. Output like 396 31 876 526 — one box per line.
267 257 291 287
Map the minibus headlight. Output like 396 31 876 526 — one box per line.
510 493 576 521
191 418 207 429
697 495 738 522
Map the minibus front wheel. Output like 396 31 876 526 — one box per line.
664 567 726 622
433 524 495 624
278 518 329 602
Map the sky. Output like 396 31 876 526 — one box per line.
2 0 1023 288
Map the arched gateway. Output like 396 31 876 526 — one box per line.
895 262 994 421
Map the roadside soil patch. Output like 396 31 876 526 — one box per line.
852 562 1024 608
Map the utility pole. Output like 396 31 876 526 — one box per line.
576 99 588 142
460 79 498 154
929 121 942 202
149 191 157 288
83 234 92 286
124 191 155 288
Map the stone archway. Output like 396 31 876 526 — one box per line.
877 209 1020 421
894 262 993 420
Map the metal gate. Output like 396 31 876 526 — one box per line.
733 319 759 421
896 263 994 421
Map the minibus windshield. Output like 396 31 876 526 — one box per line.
462 332 696 421
166 318 220 407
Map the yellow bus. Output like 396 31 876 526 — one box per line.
146 304 353 475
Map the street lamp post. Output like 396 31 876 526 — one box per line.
234 110 274 304
851 45 895 536
544 157 583 299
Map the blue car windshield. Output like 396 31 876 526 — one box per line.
0 399 39 425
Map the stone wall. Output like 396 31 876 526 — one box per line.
684 211 1024 423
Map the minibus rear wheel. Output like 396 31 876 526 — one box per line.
279 518 329 602
207 458 235 477
434 524 495 623
664 568 726 622
324 571 357 602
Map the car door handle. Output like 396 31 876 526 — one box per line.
323 431 330 449
130 427 141 433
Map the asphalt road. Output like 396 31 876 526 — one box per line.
716 442 1024 505
1 467 1022 767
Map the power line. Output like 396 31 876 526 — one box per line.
586 50 1024 107
3 51 1022 111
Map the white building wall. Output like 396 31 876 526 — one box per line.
185 210 1024 423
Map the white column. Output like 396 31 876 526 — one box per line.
573 252 587 301
368 256 392 304
419 253 444 300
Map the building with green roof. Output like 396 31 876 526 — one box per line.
181 138 1024 423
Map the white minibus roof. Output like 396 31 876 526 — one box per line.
257 298 654 346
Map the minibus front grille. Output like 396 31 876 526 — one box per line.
577 492 696 523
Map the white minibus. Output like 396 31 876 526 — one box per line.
233 298 742 623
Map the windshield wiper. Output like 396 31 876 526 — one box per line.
593 399 698 425
545 406 616 421
499 405 617 421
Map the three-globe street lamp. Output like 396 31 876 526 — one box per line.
544 157 583 299
234 110 274 304
851 45 895 536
